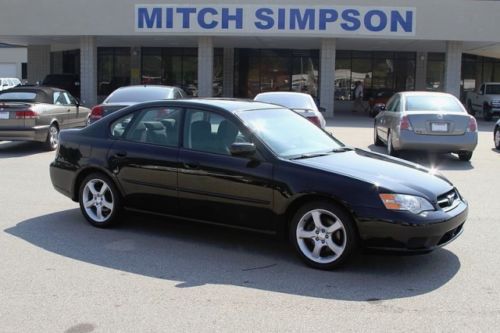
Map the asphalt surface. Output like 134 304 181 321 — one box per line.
0 114 499 332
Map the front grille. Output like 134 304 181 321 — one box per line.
491 100 500 108
437 189 460 211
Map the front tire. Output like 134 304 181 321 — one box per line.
484 104 493 121
289 201 357 270
79 173 121 228
467 101 475 116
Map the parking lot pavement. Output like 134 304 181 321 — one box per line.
1 117 499 332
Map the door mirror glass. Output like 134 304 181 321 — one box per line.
230 142 256 157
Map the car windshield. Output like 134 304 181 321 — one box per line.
0 92 37 101
105 87 173 103
485 85 500 94
405 95 464 112
255 94 317 110
237 108 343 158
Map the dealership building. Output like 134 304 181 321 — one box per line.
1 0 500 116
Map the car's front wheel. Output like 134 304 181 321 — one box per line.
387 132 399 157
374 124 383 146
79 173 121 228
290 201 357 270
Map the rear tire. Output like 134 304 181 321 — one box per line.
374 124 383 146
458 151 473 161
45 123 59 151
79 173 121 228
494 127 500 150
387 132 399 157
289 201 357 270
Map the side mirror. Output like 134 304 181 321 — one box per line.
230 142 256 157
318 107 326 113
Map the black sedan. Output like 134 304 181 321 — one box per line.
50 99 467 269
88 85 187 124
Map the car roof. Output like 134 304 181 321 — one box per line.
136 98 284 114
114 85 179 91
398 91 456 98
0 86 65 94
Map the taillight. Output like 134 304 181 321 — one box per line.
90 105 104 120
400 116 413 131
15 109 39 119
307 116 321 127
467 116 477 132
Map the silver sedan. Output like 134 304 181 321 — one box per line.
374 92 478 161
0 86 90 150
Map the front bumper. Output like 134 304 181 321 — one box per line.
355 200 468 252
397 131 477 153
0 125 49 142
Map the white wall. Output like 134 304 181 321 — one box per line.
0 48 27 79
0 1 499 43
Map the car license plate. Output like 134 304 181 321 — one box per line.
0 112 9 120
431 123 448 132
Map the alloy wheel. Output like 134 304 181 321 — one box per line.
495 129 500 149
82 179 115 223
295 209 347 265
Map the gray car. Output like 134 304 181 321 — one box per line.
374 92 478 161
0 86 90 150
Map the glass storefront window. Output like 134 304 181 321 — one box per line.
234 49 319 99
98 48 131 97
426 53 445 92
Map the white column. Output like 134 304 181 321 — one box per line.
27 45 50 85
223 48 234 97
320 39 336 118
444 41 463 98
80 36 97 107
415 52 427 91
198 36 214 97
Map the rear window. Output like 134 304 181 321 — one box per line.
486 85 500 95
255 94 317 110
0 92 37 101
405 96 464 112
106 88 173 103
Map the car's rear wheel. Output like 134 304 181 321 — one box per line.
387 132 399 157
495 127 500 150
373 124 383 146
289 201 357 270
79 173 121 228
458 151 473 161
45 123 59 151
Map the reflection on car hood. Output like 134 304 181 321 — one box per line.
291 148 453 200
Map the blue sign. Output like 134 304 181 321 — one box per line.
135 5 416 36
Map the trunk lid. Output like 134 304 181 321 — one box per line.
405 111 470 136
0 102 33 128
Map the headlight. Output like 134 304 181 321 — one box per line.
379 194 435 214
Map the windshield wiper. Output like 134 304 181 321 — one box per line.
289 152 331 160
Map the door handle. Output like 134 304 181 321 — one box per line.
183 161 200 169
114 151 127 158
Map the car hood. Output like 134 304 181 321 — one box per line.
291 148 453 200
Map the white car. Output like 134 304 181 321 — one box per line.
254 92 326 128
0 78 21 91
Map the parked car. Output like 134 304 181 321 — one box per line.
494 119 500 150
374 92 478 161
0 86 90 150
465 82 500 120
41 74 80 99
368 89 395 117
50 99 467 270
88 85 187 124
254 92 326 128
0 78 21 91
